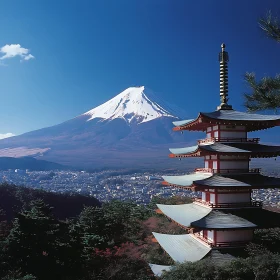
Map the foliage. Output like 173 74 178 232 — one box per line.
1 184 280 280
244 73 280 112
1 271 36 280
160 229 280 279
250 227 280 253
161 254 280 280
148 195 192 210
90 242 152 279
0 182 100 221
244 12 280 111
259 11 280 42
2 199 79 280
144 243 174 265
162 259 216 280
0 183 155 279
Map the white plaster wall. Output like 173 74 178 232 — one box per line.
216 230 253 242
213 125 219 130
210 193 215 204
205 161 209 168
207 133 211 138
214 131 219 138
201 192 206 201
217 193 251 203
219 161 248 169
207 127 212 132
213 161 218 169
220 131 247 138
208 230 214 241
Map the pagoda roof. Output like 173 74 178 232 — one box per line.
162 172 212 188
148 264 172 277
191 210 257 229
173 110 280 132
163 173 280 190
152 232 211 263
157 203 211 227
169 143 280 158
194 174 280 190
157 203 257 229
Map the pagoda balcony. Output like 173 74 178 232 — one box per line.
193 233 250 248
195 168 261 174
198 137 260 145
193 198 263 208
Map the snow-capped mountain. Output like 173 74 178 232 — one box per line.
0 86 200 168
82 86 182 124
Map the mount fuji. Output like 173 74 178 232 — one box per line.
0 86 200 169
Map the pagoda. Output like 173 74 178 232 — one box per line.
149 44 280 277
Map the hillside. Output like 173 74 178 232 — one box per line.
0 182 100 220
0 156 69 171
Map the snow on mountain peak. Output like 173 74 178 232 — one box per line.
83 86 182 124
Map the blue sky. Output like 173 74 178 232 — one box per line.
1 0 280 137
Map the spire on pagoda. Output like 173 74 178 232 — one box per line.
217 43 232 110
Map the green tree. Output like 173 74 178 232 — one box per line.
4 200 74 280
77 206 107 263
102 200 150 244
244 12 280 111
161 259 217 280
1 271 36 280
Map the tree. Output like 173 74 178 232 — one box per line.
259 11 280 42
1 271 36 280
3 200 75 280
244 12 280 112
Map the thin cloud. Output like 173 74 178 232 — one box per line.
23 54 35 61
0 44 35 62
0 133 16 140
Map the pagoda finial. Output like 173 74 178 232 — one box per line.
217 43 232 110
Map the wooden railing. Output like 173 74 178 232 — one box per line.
193 198 262 208
193 234 212 246
198 137 260 145
214 240 250 248
195 168 261 174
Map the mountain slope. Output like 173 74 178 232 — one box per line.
0 157 68 171
82 86 184 124
0 86 200 168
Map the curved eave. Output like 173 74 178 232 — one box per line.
163 173 280 190
162 173 212 188
191 211 257 230
173 112 280 132
169 143 280 158
157 203 212 228
193 174 280 191
173 114 205 132
169 145 202 158
149 264 172 277
152 232 211 263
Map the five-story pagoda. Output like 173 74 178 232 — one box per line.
149 44 280 277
